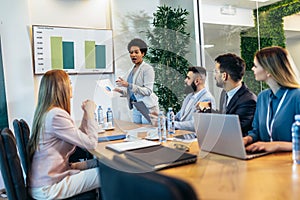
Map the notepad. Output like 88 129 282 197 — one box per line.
105 140 160 153
124 145 198 170
98 134 126 142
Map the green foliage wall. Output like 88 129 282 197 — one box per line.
146 5 191 113
241 0 300 94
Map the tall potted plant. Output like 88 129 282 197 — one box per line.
145 5 191 113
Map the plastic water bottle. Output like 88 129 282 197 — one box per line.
161 113 167 142
97 106 104 125
167 107 175 136
106 107 113 125
157 111 166 143
292 115 300 164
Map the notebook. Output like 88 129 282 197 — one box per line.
98 134 126 142
124 145 197 170
106 140 160 153
193 113 270 160
132 101 151 123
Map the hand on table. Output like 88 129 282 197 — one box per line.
245 142 278 153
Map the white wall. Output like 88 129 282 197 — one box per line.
284 14 300 75
30 0 112 121
0 0 114 128
286 38 300 77
29 0 108 29
0 0 35 126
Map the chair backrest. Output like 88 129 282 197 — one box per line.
13 119 30 175
0 128 28 200
99 159 198 200
20 119 30 149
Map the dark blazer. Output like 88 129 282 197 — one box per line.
219 82 257 136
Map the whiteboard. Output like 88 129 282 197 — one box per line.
32 25 114 74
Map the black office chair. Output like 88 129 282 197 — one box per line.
0 128 30 200
19 119 30 148
13 119 30 176
99 159 198 200
8 122 100 200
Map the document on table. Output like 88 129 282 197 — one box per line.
105 140 160 153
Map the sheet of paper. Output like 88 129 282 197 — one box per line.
96 79 115 96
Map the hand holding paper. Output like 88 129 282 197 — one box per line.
116 77 129 87
96 79 115 95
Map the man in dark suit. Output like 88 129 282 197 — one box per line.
214 53 257 136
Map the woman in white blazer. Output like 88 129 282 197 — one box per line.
114 38 158 124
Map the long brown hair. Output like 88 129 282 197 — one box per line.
28 70 71 161
255 46 300 88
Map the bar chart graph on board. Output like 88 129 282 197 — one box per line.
32 25 114 74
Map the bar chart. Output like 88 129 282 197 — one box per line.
32 25 113 74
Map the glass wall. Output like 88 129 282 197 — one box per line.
110 0 300 117
200 0 300 108
111 0 197 115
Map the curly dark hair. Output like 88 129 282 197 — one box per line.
127 38 148 55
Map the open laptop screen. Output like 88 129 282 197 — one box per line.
193 113 269 160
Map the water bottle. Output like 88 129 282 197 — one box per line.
106 107 113 125
292 114 300 164
97 106 104 125
157 111 166 143
167 107 175 136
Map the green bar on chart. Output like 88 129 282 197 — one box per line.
63 41 75 69
50 36 63 69
85 41 96 69
96 45 106 69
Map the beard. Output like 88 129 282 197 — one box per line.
184 82 197 94
215 79 224 88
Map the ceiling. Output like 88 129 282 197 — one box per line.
201 0 282 9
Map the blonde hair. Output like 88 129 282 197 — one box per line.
255 46 300 88
28 70 71 161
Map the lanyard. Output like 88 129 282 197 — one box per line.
266 90 288 141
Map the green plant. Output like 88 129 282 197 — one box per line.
145 5 191 113
241 0 300 94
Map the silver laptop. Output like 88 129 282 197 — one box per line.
193 113 269 160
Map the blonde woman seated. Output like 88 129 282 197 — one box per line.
244 46 300 153
28 70 100 199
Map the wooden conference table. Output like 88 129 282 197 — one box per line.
90 120 300 200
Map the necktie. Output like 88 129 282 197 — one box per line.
222 93 228 114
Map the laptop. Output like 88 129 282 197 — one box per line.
123 145 198 170
132 101 151 123
193 113 270 160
